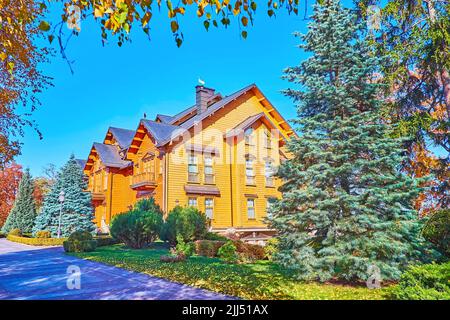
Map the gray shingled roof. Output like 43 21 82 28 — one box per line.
93 143 132 168
108 127 135 149
156 114 175 124
141 119 186 147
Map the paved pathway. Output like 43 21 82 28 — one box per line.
0 239 232 300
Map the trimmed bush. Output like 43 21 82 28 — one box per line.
63 231 97 253
204 232 228 241
7 234 65 246
231 240 266 262
422 209 449 257
390 262 450 300
194 240 226 257
218 241 238 263
9 228 22 236
94 236 119 247
110 198 164 249
35 230 51 239
160 206 208 245
63 239 97 253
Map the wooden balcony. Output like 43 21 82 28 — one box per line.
131 172 157 190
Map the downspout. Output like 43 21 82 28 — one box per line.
229 137 234 227
109 171 114 225
164 152 169 214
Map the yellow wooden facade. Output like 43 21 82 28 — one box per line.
82 84 294 239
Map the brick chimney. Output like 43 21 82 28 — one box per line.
196 85 215 114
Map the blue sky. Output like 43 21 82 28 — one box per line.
18 3 314 176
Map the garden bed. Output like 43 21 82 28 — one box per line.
71 243 389 300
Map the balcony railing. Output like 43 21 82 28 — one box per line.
131 172 156 189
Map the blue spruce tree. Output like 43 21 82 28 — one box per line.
270 0 429 282
2 169 37 233
33 155 95 237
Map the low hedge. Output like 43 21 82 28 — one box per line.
194 240 226 257
63 240 97 253
95 236 120 247
390 262 450 300
7 234 66 246
63 231 98 253
194 239 266 261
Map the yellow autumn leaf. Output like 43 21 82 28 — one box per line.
94 7 104 18
0 52 7 61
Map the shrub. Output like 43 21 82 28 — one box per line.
9 228 21 236
7 234 65 246
390 262 450 300
0 232 5 238
232 240 266 262
218 241 238 263
63 240 97 253
63 231 98 253
35 230 51 239
68 230 93 241
110 199 164 249
194 240 226 257
94 236 119 247
204 232 228 241
264 238 279 260
160 206 208 245
422 209 449 257
175 235 195 257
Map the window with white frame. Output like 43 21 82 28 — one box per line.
204 155 214 184
265 160 275 187
205 198 214 219
247 198 256 219
187 153 198 183
244 127 254 145
245 156 255 185
188 197 197 207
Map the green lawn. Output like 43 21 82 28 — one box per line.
71 243 390 300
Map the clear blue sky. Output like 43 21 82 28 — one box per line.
18 3 316 176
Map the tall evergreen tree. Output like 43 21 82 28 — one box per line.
270 0 429 282
33 155 95 237
2 169 37 233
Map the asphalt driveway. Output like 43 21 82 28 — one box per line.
0 239 231 300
